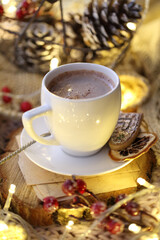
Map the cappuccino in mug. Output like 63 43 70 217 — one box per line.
47 70 115 99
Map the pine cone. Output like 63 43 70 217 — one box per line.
15 22 59 73
82 0 142 50
55 14 95 63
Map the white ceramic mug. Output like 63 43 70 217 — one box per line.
22 63 121 157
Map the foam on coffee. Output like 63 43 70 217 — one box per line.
47 70 114 99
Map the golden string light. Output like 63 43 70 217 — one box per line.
60 220 74 240
0 184 28 240
2 0 10 4
126 22 137 31
128 223 141 234
137 177 155 189
50 57 59 70
3 184 16 211
1 0 17 17
120 74 149 111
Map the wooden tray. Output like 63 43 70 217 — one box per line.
0 128 156 226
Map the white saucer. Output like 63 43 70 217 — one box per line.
20 117 133 176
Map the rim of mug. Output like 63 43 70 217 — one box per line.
43 62 120 102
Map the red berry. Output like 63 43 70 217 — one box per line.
90 201 107 218
0 5 4 16
62 179 76 196
16 9 25 19
43 196 59 213
105 217 124 234
115 194 127 208
2 86 12 103
72 196 81 204
22 0 30 9
125 201 140 216
20 101 32 112
76 179 87 194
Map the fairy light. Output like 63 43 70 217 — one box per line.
137 177 146 186
142 234 160 240
0 223 27 240
7 5 16 14
150 234 159 240
121 90 135 110
120 74 149 110
66 220 74 230
126 22 137 31
60 220 74 240
50 58 59 70
128 223 141 234
96 119 100 124
2 0 10 4
137 177 155 189
0 184 27 239
2 0 17 18
0 222 8 231
3 184 16 211
9 184 16 194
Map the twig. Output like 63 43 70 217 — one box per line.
0 26 19 35
85 190 99 202
0 132 50 166
75 193 91 207
17 0 46 43
59 0 67 51
109 40 132 70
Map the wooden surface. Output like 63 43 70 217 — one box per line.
0 127 156 226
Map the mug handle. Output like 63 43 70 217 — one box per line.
22 104 59 145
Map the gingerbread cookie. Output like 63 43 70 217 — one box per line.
109 112 143 151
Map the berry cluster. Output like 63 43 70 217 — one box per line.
115 193 140 216
16 0 36 20
43 196 59 213
43 177 141 235
0 4 4 17
90 194 139 234
100 216 124 234
1 86 32 112
90 200 125 234
43 178 87 214
62 178 87 196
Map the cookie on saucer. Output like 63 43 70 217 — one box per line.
109 112 143 151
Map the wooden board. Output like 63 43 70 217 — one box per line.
0 128 156 226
